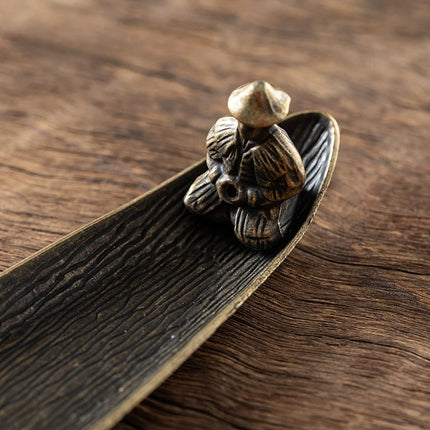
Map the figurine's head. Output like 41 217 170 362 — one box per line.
227 80 291 129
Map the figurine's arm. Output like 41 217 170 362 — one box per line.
249 127 306 207
206 154 223 183
247 167 304 207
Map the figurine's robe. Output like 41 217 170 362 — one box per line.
184 116 306 249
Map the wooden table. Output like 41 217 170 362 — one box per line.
0 1 429 428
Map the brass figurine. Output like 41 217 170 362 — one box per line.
184 81 306 250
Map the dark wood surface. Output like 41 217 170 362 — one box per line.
0 112 337 430
0 0 429 429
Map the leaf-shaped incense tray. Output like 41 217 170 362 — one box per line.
0 110 339 430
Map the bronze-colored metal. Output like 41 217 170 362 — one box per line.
184 81 307 250
0 109 338 430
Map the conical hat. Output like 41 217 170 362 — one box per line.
227 81 291 127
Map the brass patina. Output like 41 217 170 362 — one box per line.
184 81 306 250
0 108 338 430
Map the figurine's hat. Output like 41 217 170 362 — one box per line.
228 81 291 127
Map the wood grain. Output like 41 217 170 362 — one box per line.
0 0 429 429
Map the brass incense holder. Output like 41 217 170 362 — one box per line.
0 82 339 430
